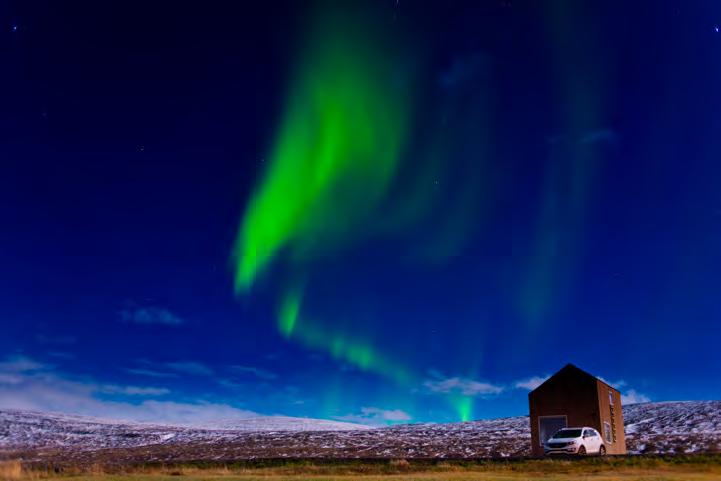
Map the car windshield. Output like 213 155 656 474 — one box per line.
552 429 582 439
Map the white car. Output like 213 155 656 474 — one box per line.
544 427 606 456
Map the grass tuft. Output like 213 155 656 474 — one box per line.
0 460 24 481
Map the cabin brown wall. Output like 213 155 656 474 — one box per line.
596 380 627 454
529 371 600 456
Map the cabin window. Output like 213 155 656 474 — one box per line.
539 416 567 446
604 421 613 443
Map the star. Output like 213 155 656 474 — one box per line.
11 24 18 32
715 25 720 33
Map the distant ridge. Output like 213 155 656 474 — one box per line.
181 415 372 431
0 408 370 449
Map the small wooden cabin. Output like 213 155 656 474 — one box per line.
529 363 626 456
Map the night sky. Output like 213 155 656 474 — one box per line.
2 1 720 425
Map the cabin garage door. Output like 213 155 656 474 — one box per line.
539 415 567 446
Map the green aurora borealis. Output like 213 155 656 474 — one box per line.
231 10 480 418
232 15 411 293
232 5 607 422
232 11 424 407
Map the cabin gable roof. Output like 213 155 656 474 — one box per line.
529 363 620 398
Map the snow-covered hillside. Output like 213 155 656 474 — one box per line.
625 401 721 434
195 416 373 432
0 401 718 465
624 401 721 454
0 409 368 451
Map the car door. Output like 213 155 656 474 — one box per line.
589 429 601 453
583 429 598 452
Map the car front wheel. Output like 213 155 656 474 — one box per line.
577 445 586 455
599 445 606 456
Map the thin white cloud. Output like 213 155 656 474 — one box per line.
120 307 185 326
126 360 213 377
599 378 651 403
217 378 244 389
423 376 504 397
335 406 411 425
163 361 213 376
0 373 23 385
621 389 651 405
0 355 255 425
0 355 48 373
99 384 171 396
124 367 179 378
229 365 277 380
513 375 550 391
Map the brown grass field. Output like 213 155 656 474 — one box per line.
3 456 721 481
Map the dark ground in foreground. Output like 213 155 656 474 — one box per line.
3 431 718 468
3 455 721 481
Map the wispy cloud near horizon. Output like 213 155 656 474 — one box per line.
228 365 277 380
163 361 213 376
99 384 171 396
599 379 651 404
124 367 179 378
120 306 185 326
335 406 411 425
513 375 550 391
0 355 255 424
621 389 651 404
125 360 213 378
423 375 504 397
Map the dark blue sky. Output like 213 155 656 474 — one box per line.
1 0 720 425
